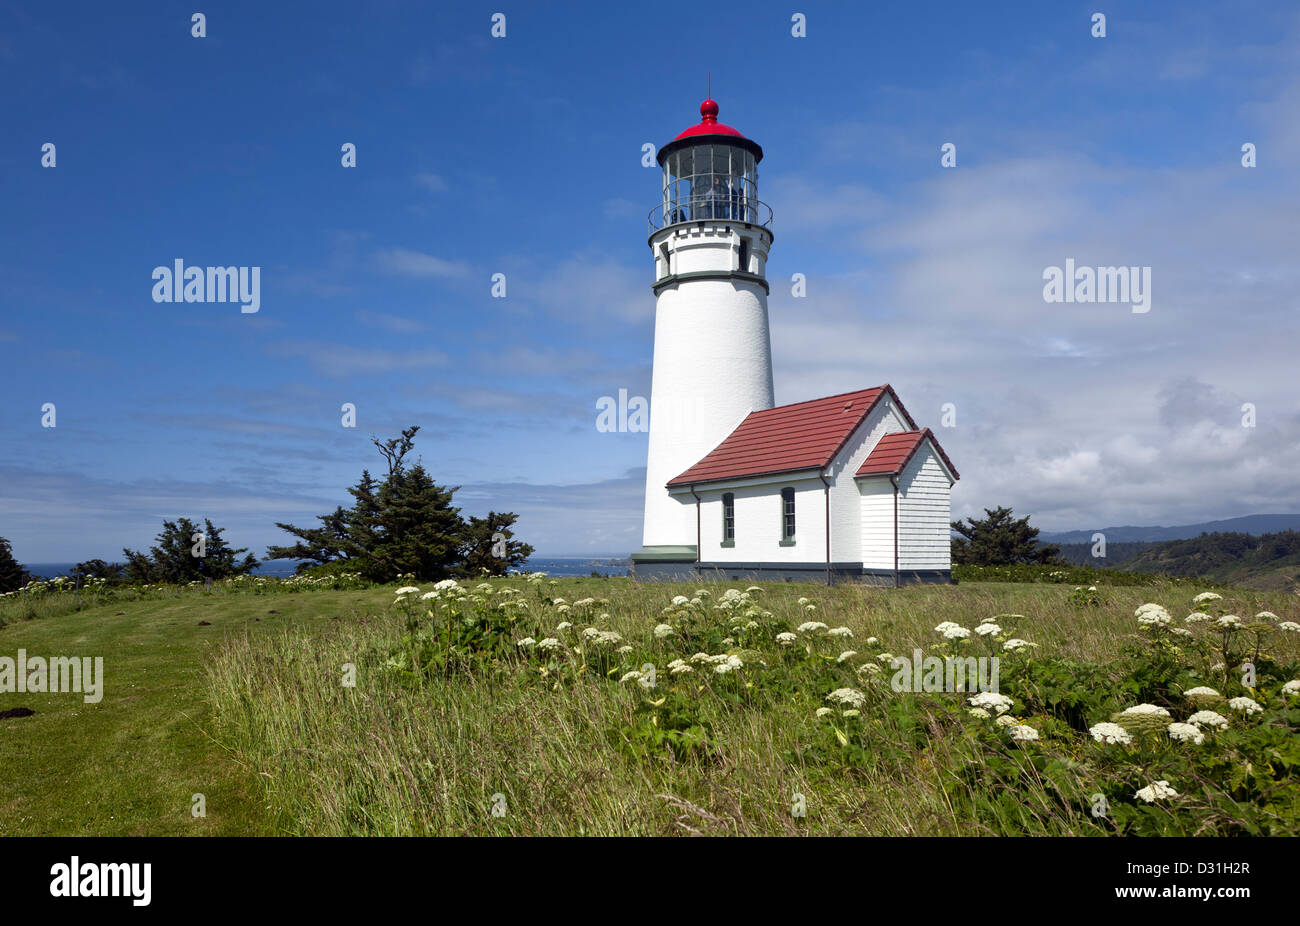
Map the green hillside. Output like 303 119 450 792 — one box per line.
1113 531 1300 592
3 574 1299 836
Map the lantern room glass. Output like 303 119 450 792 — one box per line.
662 142 757 225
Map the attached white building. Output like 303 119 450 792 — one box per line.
630 99 959 584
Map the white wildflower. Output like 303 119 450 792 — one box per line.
1188 710 1229 729
1134 780 1178 803
1192 592 1222 605
653 623 674 639
1008 724 1039 742
1135 603 1173 626
1227 696 1262 716
836 650 857 663
825 687 867 709
1167 722 1205 744
1119 703 1171 718
968 691 1014 715
1089 722 1133 745
775 632 798 646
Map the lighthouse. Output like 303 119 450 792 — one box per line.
630 97 961 586
631 98 776 579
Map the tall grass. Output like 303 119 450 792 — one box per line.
204 577 1298 836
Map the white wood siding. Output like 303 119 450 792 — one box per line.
897 447 952 571
859 478 895 569
824 396 912 565
696 476 826 563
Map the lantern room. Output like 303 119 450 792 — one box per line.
650 99 770 232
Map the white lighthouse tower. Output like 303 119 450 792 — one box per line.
632 97 776 579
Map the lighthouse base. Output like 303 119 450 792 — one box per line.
630 553 955 586
629 546 698 581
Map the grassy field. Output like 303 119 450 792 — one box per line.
2 576 1297 836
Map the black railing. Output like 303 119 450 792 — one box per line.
648 196 773 233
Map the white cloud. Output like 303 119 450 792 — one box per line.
375 247 471 279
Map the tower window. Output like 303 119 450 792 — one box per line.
780 488 796 544
738 238 749 274
721 492 735 546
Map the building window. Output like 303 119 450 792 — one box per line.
738 238 749 274
721 493 735 547
780 487 796 545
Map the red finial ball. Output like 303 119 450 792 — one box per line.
700 99 719 121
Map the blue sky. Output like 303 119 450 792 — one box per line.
2 0 1298 562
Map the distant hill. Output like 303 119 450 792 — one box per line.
1060 530 1300 592
1056 542 1158 568
1039 514 1300 545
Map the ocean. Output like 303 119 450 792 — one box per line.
24 556 631 581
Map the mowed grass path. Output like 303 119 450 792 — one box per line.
0 588 396 835
2 578 1290 835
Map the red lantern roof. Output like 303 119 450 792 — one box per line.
674 98 748 140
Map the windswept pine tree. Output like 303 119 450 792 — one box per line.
71 559 126 585
122 518 258 583
0 536 32 593
268 426 533 580
951 506 1062 566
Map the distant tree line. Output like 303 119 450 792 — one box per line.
0 426 533 590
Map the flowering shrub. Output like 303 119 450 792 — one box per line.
377 581 1299 834
1068 585 1103 607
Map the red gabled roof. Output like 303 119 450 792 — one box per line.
667 385 916 487
855 427 960 480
